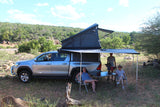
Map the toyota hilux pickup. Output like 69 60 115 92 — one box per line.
11 51 101 83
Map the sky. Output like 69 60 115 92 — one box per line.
0 0 160 32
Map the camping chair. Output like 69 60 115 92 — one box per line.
116 74 128 90
77 80 89 93
76 74 89 93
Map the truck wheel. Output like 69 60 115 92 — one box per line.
18 70 32 83
72 71 80 83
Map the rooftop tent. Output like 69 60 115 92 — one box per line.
61 23 114 49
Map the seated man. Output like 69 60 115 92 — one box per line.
115 65 127 84
81 67 98 93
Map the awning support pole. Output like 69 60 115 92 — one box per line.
132 54 134 75
136 55 138 92
79 52 82 93
132 54 134 66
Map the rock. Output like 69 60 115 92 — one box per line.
40 97 45 101
1 95 30 107
0 67 3 71
54 39 60 45
124 56 132 60
153 62 160 69
2 64 8 69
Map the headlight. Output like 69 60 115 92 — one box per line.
15 62 20 67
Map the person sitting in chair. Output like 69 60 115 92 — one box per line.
115 65 127 85
81 67 98 93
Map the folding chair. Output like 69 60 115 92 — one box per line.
116 74 128 90
78 80 89 93
81 82 89 93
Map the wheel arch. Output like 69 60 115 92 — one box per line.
17 66 33 75
70 67 80 77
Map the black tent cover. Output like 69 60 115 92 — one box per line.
61 23 114 49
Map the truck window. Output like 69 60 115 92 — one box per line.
73 53 100 62
37 53 52 62
53 53 68 61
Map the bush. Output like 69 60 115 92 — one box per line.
6 46 12 49
18 37 59 53
0 46 6 49
18 42 30 53
100 37 124 49
30 49 39 55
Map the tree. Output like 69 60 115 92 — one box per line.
41 40 56 52
18 37 57 53
122 34 131 45
100 37 123 49
138 12 160 58
101 38 113 49
2 30 9 41
111 37 123 48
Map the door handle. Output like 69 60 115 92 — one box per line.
62 63 67 65
46 63 51 65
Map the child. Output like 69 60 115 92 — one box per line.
115 65 126 85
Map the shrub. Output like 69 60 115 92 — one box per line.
18 37 59 53
6 46 12 48
0 46 6 49
18 42 30 53
30 49 39 55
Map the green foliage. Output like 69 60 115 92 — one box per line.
100 32 134 49
0 46 6 49
18 42 31 53
101 37 123 49
30 49 39 55
41 40 55 52
28 40 41 50
122 34 131 45
136 12 160 58
129 31 137 44
18 37 58 53
0 22 82 42
2 30 10 41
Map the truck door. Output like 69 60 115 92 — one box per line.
50 53 69 76
32 53 53 76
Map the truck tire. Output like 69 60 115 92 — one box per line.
18 70 32 83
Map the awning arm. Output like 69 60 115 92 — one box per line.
98 28 114 33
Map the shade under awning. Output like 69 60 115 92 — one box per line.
60 49 140 54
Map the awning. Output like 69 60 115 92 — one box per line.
60 49 140 54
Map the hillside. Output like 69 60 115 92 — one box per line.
0 22 110 43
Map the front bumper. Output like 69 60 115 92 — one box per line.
11 66 17 75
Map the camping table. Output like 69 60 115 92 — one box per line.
95 71 117 86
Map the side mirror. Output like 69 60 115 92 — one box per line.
34 58 37 62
